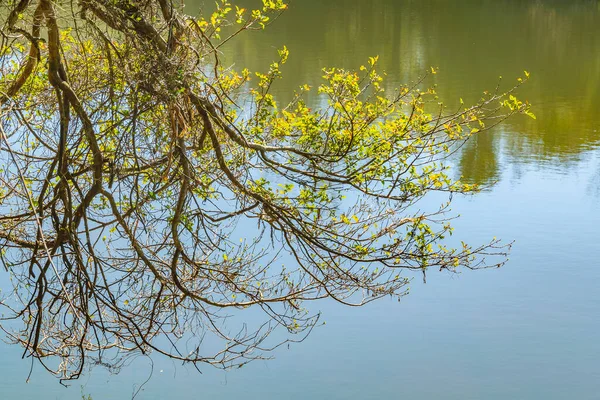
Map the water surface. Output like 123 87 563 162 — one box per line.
1 1 600 398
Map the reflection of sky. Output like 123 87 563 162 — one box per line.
2 149 599 400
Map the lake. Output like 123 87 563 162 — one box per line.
1 0 599 398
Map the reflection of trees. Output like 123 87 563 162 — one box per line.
509 1 600 156
457 132 500 185
194 0 600 185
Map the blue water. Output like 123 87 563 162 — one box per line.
2 148 599 399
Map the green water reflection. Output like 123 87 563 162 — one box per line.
193 0 600 184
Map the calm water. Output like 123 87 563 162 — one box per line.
2 1 600 398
